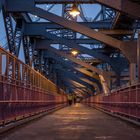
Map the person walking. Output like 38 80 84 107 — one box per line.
67 94 73 106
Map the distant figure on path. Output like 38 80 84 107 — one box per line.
67 94 73 106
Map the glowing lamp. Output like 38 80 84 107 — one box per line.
69 4 80 17
71 50 78 56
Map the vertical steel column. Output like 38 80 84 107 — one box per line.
137 32 140 83
130 63 136 84
0 1 2 11
0 51 1 80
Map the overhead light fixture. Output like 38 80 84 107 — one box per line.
69 4 80 17
71 50 78 56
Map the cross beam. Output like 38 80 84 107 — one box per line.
95 0 140 19
35 0 95 4
31 8 137 62
33 32 119 73
45 51 101 81
5 1 137 62
35 0 140 19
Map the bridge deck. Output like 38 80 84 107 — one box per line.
1 104 140 140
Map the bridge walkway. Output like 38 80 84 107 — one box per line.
1 104 140 140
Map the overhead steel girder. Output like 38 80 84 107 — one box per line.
59 78 93 95
94 0 140 19
5 1 137 62
68 80 86 89
31 8 136 62
45 51 101 81
30 8 137 63
0 1 2 11
45 51 102 90
37 39 101 45
70 80 93 92
25 24 124 74
34 0 140 19
25 22 111 30
42 46 103 75
35 0 94 4
44 45 111 92
63 79 93 95
55 67 94 90
54 64 95 88
25 23 134 35
45 55 102 91
33 31 127 73
45 46 112 93
64 81 93 95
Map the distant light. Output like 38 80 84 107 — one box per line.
71 50 78 56
34 15 38 18
46 5 49 8
69 4 80 17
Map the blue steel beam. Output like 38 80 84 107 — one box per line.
24 27 110 65
45 51 99 77
62 79 94 95
24 22 140 30
45 52 102 90
54 65 95 88
36 39 101 45
44 51 102 89
30 8 137 63
34 0 140 19
34 33 127 74
39 46 103 75
35 0 94 4
94 0 140 19
63 78 93 96
55 66 94 90
4 0 137 62
25 22 112 30
0 1 2 11
61 80 92 95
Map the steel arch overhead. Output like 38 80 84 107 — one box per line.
24 23 128 73
57 74 94 95
24 22 113 30
63 82 92 96
56 68 94 90
4 0 137 62
53 64 96 88
42 46 103 75
35 0 94 4
33 31 127 74
62 80 93 95
35 0 140 19
44 51 102 91
94 0 140 19
44 45 111 94
45 51 101 82
0 1 2 11
24 22 140 30
30 7 137 63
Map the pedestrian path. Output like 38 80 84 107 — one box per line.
2 104 140 140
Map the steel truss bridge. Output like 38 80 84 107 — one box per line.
0 0 140 135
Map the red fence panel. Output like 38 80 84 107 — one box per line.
0 47 68 126
83 84 140 123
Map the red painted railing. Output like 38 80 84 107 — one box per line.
83 84 140 122
0 47 67 125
